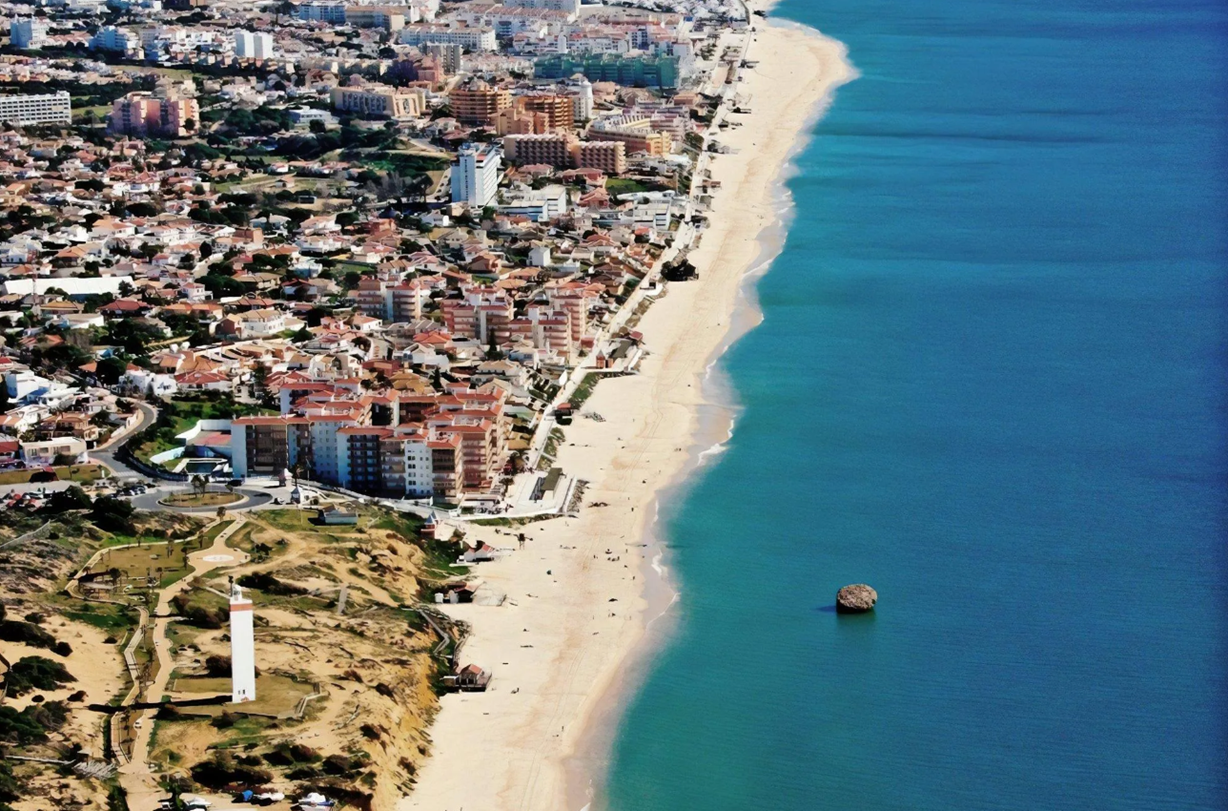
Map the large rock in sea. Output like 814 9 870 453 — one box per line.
836 584 877 614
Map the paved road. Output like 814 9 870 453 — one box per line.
129 485 275 513
92 402 157 481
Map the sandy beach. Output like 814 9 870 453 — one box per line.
401 11 854 811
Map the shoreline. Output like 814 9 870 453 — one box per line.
400 13 854 811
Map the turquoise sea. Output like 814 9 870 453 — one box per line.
604 0 1228 809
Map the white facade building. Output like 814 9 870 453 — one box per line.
564 76 593 122
451 142 501 208
499 185 568 222
402 435 434 497
20 437 89 467
229 581 257 704
234 30 274 60
89 26 135 53
297 1 346 23
504 0 580 13
398 25 497 52
11 18 49 49
0 92 71 126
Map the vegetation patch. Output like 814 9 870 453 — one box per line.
161 491 242 508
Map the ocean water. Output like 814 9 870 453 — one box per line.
603 0 1228 809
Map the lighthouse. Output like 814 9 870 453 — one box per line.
229 579 256 703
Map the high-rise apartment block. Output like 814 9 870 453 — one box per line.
503 133 572 167
589 116 672 156
230 387 509 498
451 142 502 207
109 92 199 137
398 24 496 52
0 92 71 126
10 17 49 49
573 140 626 174
234 30 273 60
296 1 346 23
424 42 463 74
450 79 511 125
520 95 574 130
503 133 626 175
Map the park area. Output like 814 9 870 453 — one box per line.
0 463 108 485
160 491 243 508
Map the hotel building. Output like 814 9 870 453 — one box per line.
0 92 71 126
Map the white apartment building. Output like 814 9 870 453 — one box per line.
89 26 135 53
424 42 463 73
0 92 71 126
504 0 580 15
10 17 49 49
297 1 346 23
398 24 497 52
451 142 502 208
400 435 435 497
564 76 593 122
234 30 274 60
498 185 568 222
309 418 343 484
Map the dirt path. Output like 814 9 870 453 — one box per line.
117 517 249 811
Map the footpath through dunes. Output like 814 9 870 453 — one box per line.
401 9 854 811
116 507 453 811
0 501 462 811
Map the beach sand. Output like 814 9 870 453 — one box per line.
400 13 854 811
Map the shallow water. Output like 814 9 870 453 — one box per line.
604 0 1228 808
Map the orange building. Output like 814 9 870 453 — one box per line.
450 79 511 125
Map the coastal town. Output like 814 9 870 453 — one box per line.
0 0 849 808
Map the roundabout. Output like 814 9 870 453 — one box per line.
132 485 274 513
158 490 245 509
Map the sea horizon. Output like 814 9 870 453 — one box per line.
602 0 1228 808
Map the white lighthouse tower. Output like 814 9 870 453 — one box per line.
229 579 256 703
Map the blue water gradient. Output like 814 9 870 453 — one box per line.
603 0 1228 808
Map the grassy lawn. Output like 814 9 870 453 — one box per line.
172 673 315 720
161 491 242 508
224 523 255 551
606 178 667 197
199 519 234 546
254 508 315 533
62 604 137 634
0 464 108 485
92 540 193 589
371 509 425 538
71 103 110 123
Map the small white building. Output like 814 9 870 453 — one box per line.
498 185 568 222
21 437 89 467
